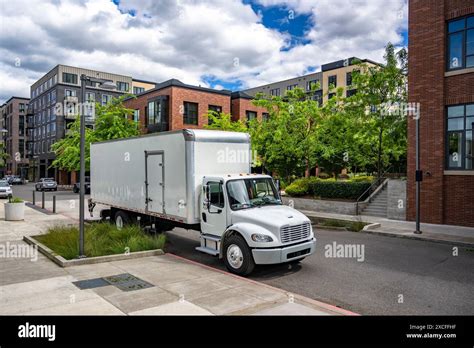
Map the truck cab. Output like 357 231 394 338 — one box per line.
199 174 316 275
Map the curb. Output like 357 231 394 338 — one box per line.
23 235 164 267
362 228 474 248
166 252 359 316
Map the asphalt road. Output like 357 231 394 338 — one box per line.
11 183 474 315
11 183 87 202
165 227 474 315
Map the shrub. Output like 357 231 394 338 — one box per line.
36 222 166 260
318 172 331 179
349 175 374 183
285 178 309 196
308 181 371 200
8 196 23 203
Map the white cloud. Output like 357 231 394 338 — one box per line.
0 0 407 103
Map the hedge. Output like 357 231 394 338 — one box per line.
285 177 372 200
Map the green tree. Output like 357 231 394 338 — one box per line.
204 111 247 132
344 43 408 178
251 87 323 180
51 95 139 171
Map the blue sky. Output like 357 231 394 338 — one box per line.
0 0 408 102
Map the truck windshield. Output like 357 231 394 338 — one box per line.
226 178 281 210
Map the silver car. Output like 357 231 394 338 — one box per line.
0 180 13 198
35 178 58 191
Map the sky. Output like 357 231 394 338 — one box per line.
0 0 408 104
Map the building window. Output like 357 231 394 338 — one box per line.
346 72 353 86
446 104 473 170
147 100 163 125
328 93 336 100
183 102 198 125
306 80 319 91
116 81 130 92
270 88 280 96
328 75 337 88
19 103 25 113
85 92 95 102
287 84 298 91
346 89 357 97
101 94 112 105
262 112 270 121
133 109 140 124
246 110 257 124
63 72 78 84
447 15 474 70
208 105 222 125
51 89 56 104
19 116 25 136
133 86 145 94
65 89 76 97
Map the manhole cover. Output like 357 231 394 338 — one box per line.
103 273 154 292
72 278 109 290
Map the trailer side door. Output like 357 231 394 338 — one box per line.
145 151 165 214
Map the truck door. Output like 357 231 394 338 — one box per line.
201 179 227 236
145 151 165 214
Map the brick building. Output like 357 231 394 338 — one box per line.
408 0 474 227
0 97 30 178
123 79 270 133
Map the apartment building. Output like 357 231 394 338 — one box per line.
230 91 270 122
124 79 232 133
28 65 156 184
243 57 379 103
408 0 474 227
0 97 30 178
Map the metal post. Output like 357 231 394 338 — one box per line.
414 110 422 234
41 191 45 209
32 190 35 205
79 75 86 257
53 195 56 214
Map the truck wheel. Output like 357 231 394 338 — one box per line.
223 234 255 276
114 210 130 230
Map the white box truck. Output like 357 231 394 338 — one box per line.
89 129 316 275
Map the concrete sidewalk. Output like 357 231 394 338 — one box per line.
0 203 355 316
302 210 474 247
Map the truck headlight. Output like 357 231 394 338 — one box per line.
251 234 273 242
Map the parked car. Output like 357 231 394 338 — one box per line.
3 175 13 184
11 176 24 185
73 176 90 194
35 178 58 191
0 180 13 199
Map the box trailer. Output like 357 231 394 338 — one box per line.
89 129 316 275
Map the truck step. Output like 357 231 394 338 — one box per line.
196 246 219 256
201 234 221 242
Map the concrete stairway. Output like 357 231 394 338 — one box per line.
361 186 387 218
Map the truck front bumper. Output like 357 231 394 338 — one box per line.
252 238 316 265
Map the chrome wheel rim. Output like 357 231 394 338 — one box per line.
116 216 123 230
227 244 243 269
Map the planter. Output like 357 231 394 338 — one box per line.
4 202 25 221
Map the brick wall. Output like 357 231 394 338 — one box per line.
231 98 268 122
124 87 230 132
408 0 474 227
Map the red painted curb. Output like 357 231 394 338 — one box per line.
166 252 359 316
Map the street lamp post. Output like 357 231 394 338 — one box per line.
78 75 116 257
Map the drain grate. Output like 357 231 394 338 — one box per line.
103 273 154 292
73 278 110 290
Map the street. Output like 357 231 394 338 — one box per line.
165 227 474 315
11 183 474 316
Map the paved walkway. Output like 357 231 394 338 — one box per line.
0 202 354 316
302 210 474 247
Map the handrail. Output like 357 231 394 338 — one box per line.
355 166 393 215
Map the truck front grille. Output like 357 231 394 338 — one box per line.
280 223 311 243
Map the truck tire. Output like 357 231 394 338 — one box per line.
223 234 255 276
114 210 130 230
